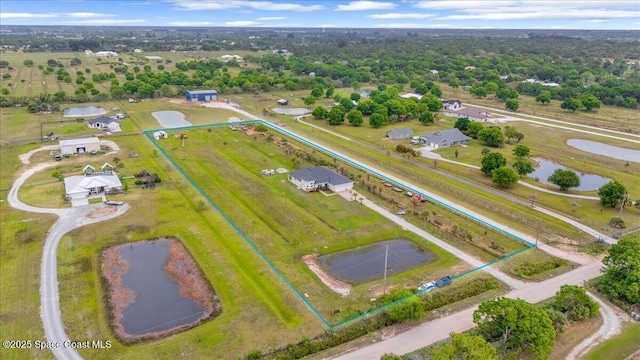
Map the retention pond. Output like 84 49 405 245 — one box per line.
151 111 193 128
63 106 106 117
567 139 640 163
101 238 219 341
318 239 434 284
528 157 609 191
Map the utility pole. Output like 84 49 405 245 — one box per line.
383 245 389 295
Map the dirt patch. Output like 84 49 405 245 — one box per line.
101 247 136 339
302 254 352 296
86 205 117 219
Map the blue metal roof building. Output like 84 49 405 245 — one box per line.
185 90 218 102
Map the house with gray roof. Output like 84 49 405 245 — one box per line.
386 128 414 140
288 167 353 193
87 116 121 132
443 100 462 110
442 106 491 122
420 128 471 149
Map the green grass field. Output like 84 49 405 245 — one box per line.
585 322 640 360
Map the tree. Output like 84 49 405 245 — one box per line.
596 236 640 305
303 96 316 106
386 295 425 323
481 147 491 156
325 86 335 98
70 57 82 66
312 106 329 119
505 98 519 111
369 113 384 128
454 117 470 132
535 90 552 104
481 153 507 175
561 98 583 112
515 132 525 143
474 297 556 360
347 110 363 126
580 94 601 111
477 126 505 148
512 144 530 158
419 111 434 125
429 333 498 360
350 92 361 102
598 181 627 208
311 87 323 98
492 167 519 188
328 107 344 125
23 59 34 67
550 285 600 321
466 122 484 139
356 99 376 115
609 216 626 229
512 160 534 175
548 169 580 191
504 126 519 144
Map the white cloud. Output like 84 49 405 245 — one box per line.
439 9 640 21
224 20 261 26
171 1 324 12
0 12 57 19
336 1 397 11
257 16 286 20
62 19 147 24
171 21 214 26
65 12 116 18
373 23 430 28
413 1 516 10
585 19 610 23
316 24 338 27
368 13 435 19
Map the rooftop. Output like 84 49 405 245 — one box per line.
59 137 100 146
289 167 353 186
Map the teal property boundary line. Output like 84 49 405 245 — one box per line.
144 120 534 329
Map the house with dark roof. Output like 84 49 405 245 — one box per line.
288 167 353 192
386 128 414 140
420 129 471 149
442 106 491 122
87 116 121 132
443 100 462 111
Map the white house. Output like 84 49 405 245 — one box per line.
133 48 142 53
288 167 353 193
443 100 462 111
442 106 492 122
153 131 168 140
94 51 118 57
64 171 122 202
87 116 121 132
59 137 101 155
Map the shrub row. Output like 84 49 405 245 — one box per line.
512 259 570 279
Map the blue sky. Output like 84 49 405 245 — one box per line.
1 1 639 30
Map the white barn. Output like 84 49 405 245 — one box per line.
59 137 101 155
288 167 353 193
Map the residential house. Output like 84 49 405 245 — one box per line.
87 116 121 132
288 167 353 193
64 170 122 203
153 131 168 140
277 99 289 105
420 129 471 149
443 100 462 111
442 106 492 122
386 128 414 140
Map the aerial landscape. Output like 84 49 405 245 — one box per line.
0 1 639 359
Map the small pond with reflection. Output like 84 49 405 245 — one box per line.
528 157 609 191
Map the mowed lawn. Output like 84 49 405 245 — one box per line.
158 126 461 321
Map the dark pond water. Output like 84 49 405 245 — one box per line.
119 239 204 336
567 139 640 163
63 106 106 117
318 239 434 284
151 111 193 128
528 157 609 191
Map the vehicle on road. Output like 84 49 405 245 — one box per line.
436 275 452 287
418 281 436 292
396 209 407 215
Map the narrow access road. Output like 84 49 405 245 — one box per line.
334 260 603 359
8 155 128 360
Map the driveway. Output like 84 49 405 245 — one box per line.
8 154 128 360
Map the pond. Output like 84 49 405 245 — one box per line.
567 139 640 163
151 111 193 128
272 107 311 116
318 239 434 284
102 238 219 341
63 106 106 117
528 157 609 191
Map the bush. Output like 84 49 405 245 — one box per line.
512 259 570 278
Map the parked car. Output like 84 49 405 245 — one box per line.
54 154 62 161
436 275 452 287
396 209 407 215
406 192 413 197
418 281 436 292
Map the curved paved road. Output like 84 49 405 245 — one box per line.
8 159 128 360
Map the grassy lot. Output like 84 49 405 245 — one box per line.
439 83 640 135
585 322 640 360
497 248 574 281
158 126 462 321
